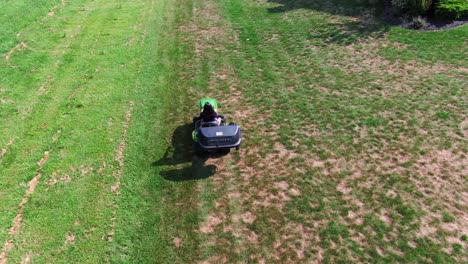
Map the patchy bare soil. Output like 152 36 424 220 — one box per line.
5 42 28 61
0 138 15 161
177 0 468 262
0 150 50 264
108 101 134 243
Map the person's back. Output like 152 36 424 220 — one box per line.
196 102 220 125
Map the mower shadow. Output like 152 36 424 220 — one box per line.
152 123 224 181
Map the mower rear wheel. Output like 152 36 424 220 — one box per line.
220 148 231 154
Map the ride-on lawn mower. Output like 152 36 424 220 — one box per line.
192 98 242 155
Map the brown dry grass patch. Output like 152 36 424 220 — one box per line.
178 0 466 262
412 149 467 242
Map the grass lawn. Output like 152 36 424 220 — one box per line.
0 0 466 263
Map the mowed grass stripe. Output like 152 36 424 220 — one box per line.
0 0 115 245
0 0 151 262
112 0 202 261
107 100 134 246
0 0 60 54
0 0 95 151
0 0 67 146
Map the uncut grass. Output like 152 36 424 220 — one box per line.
1 0 147 262
175 0 467 262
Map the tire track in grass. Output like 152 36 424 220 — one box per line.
19 76 55 120
3 0 142 258
0 129 61 263
4 42 28 61
107 101 135 245
4 0 66 61
3 1 104 141
0 3 72 255
0 128 60 264
45 1 66 17
0 138 15 161
1 1 139 261
1 0 78 145
37 75 52 93
2 0 109 155
213 155 251 262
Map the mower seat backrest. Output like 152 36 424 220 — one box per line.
201 121 219 127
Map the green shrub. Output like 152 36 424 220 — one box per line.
436 0 468 19
417 0 433 14
392 0 410 11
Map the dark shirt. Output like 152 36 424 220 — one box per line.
198 112 218 122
